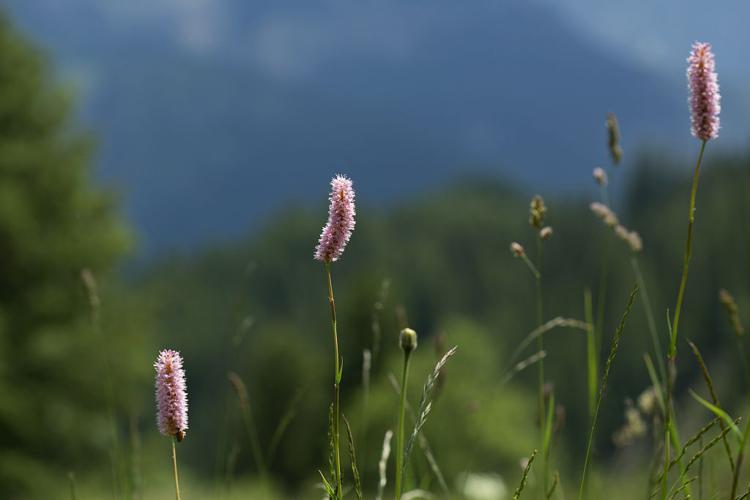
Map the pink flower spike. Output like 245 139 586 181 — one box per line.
314 175 356 263
687 42 720 141
155 349 189 439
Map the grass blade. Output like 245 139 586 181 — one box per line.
667 476 697 500
318 470 336 498
688 340 736 471
68 472 77 500
342 416 362 500
327 403 336 488
227 371 267 477
642 354 666 416
584 288 597 418
513 449 538 500
387 374 450 495
653 418 721 484
578 284 638 500
689 390 742 440
403 346 457 477
501 350 547 385
630 256 667 385
543 392 555 460
509 317 589 365
267 388 303 467
376 430 394 500
547 471 560 499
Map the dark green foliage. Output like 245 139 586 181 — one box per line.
0 14 144 497
133 154 750 493
3 10 750 495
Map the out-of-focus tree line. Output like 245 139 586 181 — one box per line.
2 9 750 499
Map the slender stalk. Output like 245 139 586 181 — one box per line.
662 140 706 499
68 472 77 500
535 237 548 497
661 424 670 500
698 434 704 500
395 350 413 500
360 349 372 477
519 252 540 280
687 341 735 473
578 285 638 500
600 183 610 208
731 409 750 499
325 262 343 499
227 372 267 478
81 270 123 496
171 438 182 500
630 256 667 385
669 140 707 353
595 230 612 354
584 289 597 418
513 449 538 500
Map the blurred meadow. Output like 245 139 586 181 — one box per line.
1 1 750 499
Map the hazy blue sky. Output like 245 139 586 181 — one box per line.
5 1 749 252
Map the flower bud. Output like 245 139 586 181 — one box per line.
529 195 547 229
627 231 643 253
592 167 608 187
719 289 744 337
606 113 623 165
399 328 418 354
510 242 525 257
590 202 618 228
539 227 553 241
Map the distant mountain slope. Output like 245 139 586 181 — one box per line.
4 1 701 253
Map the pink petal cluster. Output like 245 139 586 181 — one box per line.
155 349 189 438
687 42 720 141
314 175 356 262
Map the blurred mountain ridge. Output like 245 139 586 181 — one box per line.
4 0 746 253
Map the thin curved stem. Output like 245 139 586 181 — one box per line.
670 140 706 354
732 406 750 499
662 140 706 499
630 257 667 385
535 237 548 496
395 351 412 500
578 286 638 500
325 262 343 499
171 438 182 500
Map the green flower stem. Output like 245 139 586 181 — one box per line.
670 140 707 354
630 256 667 385
578 286 638 500
731 410 750 498
535 237 547 497
395 349 413 500
325 262 343 500
661 140 707 499
594 233 612 357
171 438 182 500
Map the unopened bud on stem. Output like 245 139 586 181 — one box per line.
592 167 608 187
606 113 623 165
529 195 547 229
400 328 418 355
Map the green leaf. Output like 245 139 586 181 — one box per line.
689 390 742 441
318 470 336 499
343 416 362 500
542 391 555 459
642 353 666 415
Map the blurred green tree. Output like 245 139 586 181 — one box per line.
0 13 145 497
